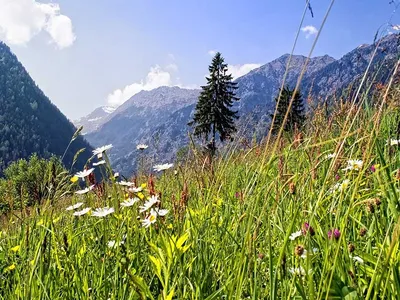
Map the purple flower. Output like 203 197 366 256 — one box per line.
371 165 376 173
328 228 341 240
335 174 340 181
302 222 315 236
235 192 240 198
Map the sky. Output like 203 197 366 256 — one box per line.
1 0 400 120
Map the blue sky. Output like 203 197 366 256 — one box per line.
1 0 399 120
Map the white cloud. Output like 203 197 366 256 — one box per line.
228 63 261 80
0 0 75 48
301 25 318 39
107 65 173 106
208 50 217 56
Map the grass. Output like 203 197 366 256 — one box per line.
0 92 400 299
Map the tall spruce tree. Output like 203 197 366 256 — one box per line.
189 52 239 155
271 86 305 133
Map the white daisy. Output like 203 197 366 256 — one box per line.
107 240 124 248
120 198 139 208
128 186 143 193
289 230 302 241
93 160 106 166
350 255 364 264
66 202 84 211
141 211 158 228
153 163 174 172
92 144 113 159
75 168 95 179
342 159 363 171
92 207 115 217
118 181 135 187
136 144 148 150
73 207 91 216
75 185 95 195
289 267 306 276
387 139 400 146
139 196 160 213
152 207 169 216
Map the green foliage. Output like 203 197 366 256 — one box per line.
0 154 69 212
0 42 92 174
189 52 239 154
271 86 306 133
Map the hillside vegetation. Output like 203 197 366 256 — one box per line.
0 42 93 174
1 68 400 299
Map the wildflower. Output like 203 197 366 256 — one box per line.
387 139 400 146
366 201 375 214
342 159 363 171
10 245 20 252
331 179 350 193
153 207 169 216
128 186 143 193
118 181 135 187
92 144 113 158
153 163 174 172
75 168 95 179
289 266 306 276
75 185 95 195
92 207 115 217
348 243 355 253
294 245 305 256
289 230 302 241
359 227 367 237
174 170 178 175
325 153 336 159
114 172 119 178
350 255 364 264
289 182 295 194
93 160 106 166
107 240 124 248
120 198 139 208
66 202 84 211
5 264 16 272
141 210 157 228
300 248 319 259
328 228 341 240
139 196 160 213
70 175 79 183
73 207 91 216
136 144 148 150
302 222 315 236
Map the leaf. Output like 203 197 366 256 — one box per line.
165 289 174 300
149 255 162 280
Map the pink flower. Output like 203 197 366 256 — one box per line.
328 228 341 240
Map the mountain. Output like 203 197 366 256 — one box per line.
85 86 200 167
0 42 93 173
85 34 400 176
74 106 115 134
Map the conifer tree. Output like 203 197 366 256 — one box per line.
271 86 305 133
189 52 239 155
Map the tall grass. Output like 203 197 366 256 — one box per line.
1 2 400 299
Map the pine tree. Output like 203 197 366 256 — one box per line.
189 52 239 155
271 86 305 133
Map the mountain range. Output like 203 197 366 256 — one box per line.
79 34 399 176
0 42 93 173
